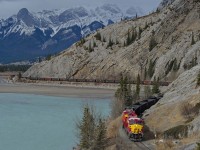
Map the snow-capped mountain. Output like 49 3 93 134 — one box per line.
0 4 144 63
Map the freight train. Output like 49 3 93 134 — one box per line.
22 76 170 86
122 95 163 141
122 109 144 141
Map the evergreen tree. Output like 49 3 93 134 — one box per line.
144 22 148 30
144 85 152 99
81 38 86 45
136 74 140 97
131 29 136 42
112 75 135 117
196 143 200 150
46 54 51 61
78 105 108 150
94 32 101 41
127 83 132 97
166 59 175 75
93 119 107 150
89 41 92 51
123 41 126 47
112 75 125 117
191 56 198 68
126 30 131 46
123 76 128 100
79 105 95 149
152 77 160 94
93 40 97 47
173 58 178 71
144 67 147 80
138 27 143 39
124 84 133 106
115 38 119 44
103 36 106 42
149 35 157 51
197 72 200 87
88 41 94 52
148 60 155 78
191 32 195 45
107 36 114 48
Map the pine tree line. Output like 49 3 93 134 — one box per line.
77 105 107 150
112 75 135 117
111 74 143 118
0 65 31 72
76 38 86 47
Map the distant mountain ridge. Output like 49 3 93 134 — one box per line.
0 4 144 63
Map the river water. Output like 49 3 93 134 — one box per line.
0 93 111 150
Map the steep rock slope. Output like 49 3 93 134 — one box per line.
145 65 200 149
24 0 200 83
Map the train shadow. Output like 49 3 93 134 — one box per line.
143 125 155 141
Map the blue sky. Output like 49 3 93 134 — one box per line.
0 0 162 18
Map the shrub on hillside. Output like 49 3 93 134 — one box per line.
164 125 189 139
180 102 200 121
191 32 195 45
180 102 193 120
149 35 157 51
196 143 200 150
94 32 101 41
197 72 200 87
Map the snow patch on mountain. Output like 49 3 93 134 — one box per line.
0 4 144 38
0 4 145 63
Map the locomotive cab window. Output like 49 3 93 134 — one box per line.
129 119 143 125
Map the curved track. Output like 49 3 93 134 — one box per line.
118 124 155 150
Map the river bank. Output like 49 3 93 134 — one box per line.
0 82 115 99
0 74 116 98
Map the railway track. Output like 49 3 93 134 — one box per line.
22 76 171 86
134 142 152 150
119 125 154 150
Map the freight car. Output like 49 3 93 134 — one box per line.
22 76 171 86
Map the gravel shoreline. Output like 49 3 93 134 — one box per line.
0 80 116 99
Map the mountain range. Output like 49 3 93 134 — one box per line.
0 4 144 63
